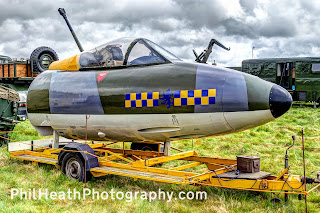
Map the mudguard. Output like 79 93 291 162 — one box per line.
58 143 99 171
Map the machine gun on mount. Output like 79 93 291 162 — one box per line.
193 39 230 64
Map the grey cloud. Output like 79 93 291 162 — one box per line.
172 0 228 29
239 0 257 14
0 0 319 67
222 18 257 38
0 19 24 42
0 0 58 24
258 16 296 38
147 18 182 33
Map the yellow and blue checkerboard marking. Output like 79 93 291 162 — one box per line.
125 89 216 108
125 92 159 108
173 89 216 106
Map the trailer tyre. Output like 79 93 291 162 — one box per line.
62 152 92 182
30 46 59 73
131 143 159 152
130 143 163 166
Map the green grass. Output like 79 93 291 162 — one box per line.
0 106 320 212
9 120 50 142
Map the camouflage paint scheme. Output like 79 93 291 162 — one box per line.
241 57 320 103
27 38 292 142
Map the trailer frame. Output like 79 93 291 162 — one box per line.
9 140 310 196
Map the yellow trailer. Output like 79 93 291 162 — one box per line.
8 139 320 200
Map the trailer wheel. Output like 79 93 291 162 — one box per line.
30 46 59 73
130 143 163 165
270 197 282 203
131 143 159 152
62 152 92 182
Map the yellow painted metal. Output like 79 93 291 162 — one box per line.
10 151 57 165
49 54 80 71
275 168 290 180
182 156 236 165
190 165 236 182
42 149 60 158
131 155 142 161
11 155 57 165
24 149 59 160
9 150 25 156
93 148 163 158
91 159 304 192
97 160 197 178
9 145 306 193
106 154 124 161
90 167 185 185
89 143 106 149
104 150 134 164
205 163 226 170
141 151 197 166
172 162 202 171
204 177 304 192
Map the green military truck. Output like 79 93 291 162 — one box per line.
239 57 320 106
0 48 58 145
0 84 19 146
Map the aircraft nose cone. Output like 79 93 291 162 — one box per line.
269 85 292 118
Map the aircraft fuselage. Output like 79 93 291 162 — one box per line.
27 60 292 142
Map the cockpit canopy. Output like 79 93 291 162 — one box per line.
78 38 180 69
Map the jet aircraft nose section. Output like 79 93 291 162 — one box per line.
269 84 293 118
194 65 293 135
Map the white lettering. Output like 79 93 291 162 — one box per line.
39 188 48 200
166 191 174 202
50 191 57 200
149 191 157 202
116 191 124 200
83 188 91 199
101 191 108 200
11 188 18 199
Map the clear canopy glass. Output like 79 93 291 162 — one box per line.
78 38 180 69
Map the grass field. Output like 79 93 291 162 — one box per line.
0 106 320 212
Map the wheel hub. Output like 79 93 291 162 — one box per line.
39 54 54 69
66 157 81 179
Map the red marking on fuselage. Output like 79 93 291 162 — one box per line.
97 72 109 82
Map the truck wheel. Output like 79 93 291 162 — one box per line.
62 152 92 182
0 133 9 146
30 46 59 73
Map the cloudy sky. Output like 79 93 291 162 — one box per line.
0 0 319 67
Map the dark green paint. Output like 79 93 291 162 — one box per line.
242 73 270 110
27 71 52 113
239 57 320 103
96 62 197 114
